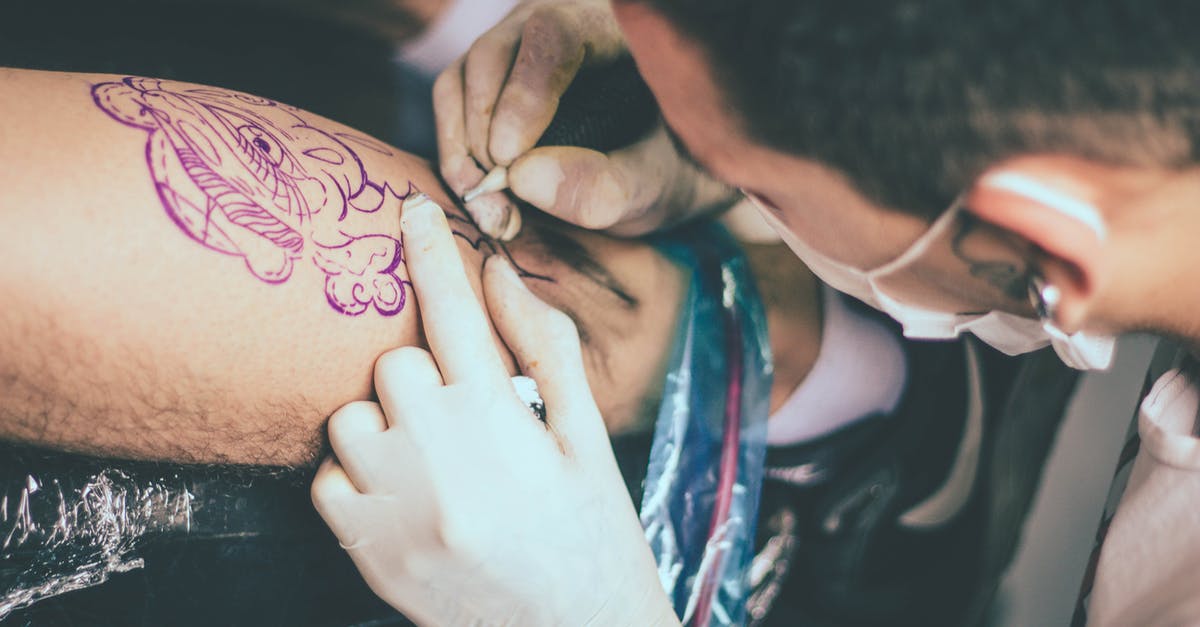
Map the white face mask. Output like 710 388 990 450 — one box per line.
743 191 1116 370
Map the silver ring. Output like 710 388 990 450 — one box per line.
511 375 547 422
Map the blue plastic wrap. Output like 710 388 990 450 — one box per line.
642 224 774 626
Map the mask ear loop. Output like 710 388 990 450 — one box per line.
868 194 968 277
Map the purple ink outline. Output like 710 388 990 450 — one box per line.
93 78 411 316
92 77 549 316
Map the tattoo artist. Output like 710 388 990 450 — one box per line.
313 1 1200 625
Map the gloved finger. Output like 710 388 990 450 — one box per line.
434 59 485 197
375 346 444 428
401 196 510 386
462 21 522 170
507 128 678 232
482 255 609 458
326 401 398 492
311 456 368 544
313 458 414 554
486 7 587 166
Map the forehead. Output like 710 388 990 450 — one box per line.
615 3 928 267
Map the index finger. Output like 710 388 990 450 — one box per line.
433 60 485 196
401 193 510 385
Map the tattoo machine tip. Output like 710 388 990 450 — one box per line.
462 165 509 203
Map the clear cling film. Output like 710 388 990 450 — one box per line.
644 223 773 627
0 459 195 619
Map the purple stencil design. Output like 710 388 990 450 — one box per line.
333 132 395 157
92 77 414 316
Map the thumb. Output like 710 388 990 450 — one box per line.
481 255 610 456
508 128 680 232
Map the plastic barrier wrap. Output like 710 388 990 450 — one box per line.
643 223 773 627
0 453 195 619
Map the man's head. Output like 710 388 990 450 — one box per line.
613 0 1200 341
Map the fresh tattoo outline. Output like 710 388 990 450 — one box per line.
91 77 548 316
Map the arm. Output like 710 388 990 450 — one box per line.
0 68 500 466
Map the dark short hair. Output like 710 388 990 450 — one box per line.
619 0 1200 217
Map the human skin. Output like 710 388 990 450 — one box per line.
0 68 820 467
0 68 693 466
611 1 1200 349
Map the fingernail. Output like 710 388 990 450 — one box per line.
981 171 1107 241
488 255 529 291
497 203 523 242
508 154 563 211
401 193 444 233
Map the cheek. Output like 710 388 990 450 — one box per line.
766 192 927 270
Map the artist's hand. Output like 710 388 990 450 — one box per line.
434 0 734 238
311 196 679 626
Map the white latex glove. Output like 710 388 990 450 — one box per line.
433 0 735 238
311 195 680 627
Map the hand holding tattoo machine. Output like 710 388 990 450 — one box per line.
460 56 661 240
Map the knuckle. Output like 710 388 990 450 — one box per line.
327 401 381 447
310 470 337 507
375 346 434 382
463 36 510 84
434 513 486 558
496 84 545 119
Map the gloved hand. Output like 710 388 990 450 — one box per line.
311 195 680 627
434 0 736 238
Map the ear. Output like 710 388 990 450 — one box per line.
965 156 1112 332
